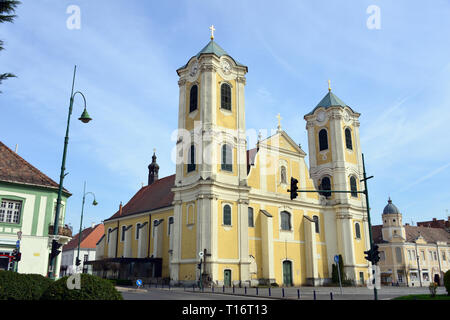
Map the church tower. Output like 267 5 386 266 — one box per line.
170 26 251 286
304 82 369 282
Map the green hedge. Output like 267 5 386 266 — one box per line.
41 274 123 300
0 271 52 300
444 270 450 295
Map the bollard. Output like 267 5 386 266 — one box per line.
193 284 195 292
233 285 235 294
245 287 247 295
223 285 225 293
256 287 259 296
282 288 285 298
297 289 300 299
330 292 333 300
212 286 214 293
269 287 271 297
313 290 316 300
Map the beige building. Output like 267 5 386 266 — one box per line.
373 199 450 287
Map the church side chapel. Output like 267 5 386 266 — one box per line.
96 26 371 287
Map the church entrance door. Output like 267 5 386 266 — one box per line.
283 261 292 286
224 269 231 287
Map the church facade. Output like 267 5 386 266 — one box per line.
98 32 371 287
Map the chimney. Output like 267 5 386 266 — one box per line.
433 218 437 222
91 222 95 229
119 202 123 216
15 144 18 153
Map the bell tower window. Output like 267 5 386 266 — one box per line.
345 128 353 150
221 144 233 172
221 83 232 111
187 144 196 173
319 129 328 151
319 177 331 197
350 176 358 197
189 85 198 113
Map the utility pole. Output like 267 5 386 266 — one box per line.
288 153 378 300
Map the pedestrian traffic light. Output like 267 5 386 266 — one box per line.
11 249 17 261
288 177 299 200
50 240 62 260
364 248 373 263
15 252 21 262
75 258 81 266
197 263 202 270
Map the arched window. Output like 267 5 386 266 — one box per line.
319 177 331 197
280 166 287 184
189 85 198 112
168 217 174 235
248 207 254 227
319 129 328 151
221 144 233 172
355 222 361 239
187 205 194 225
121 225 126 241
221 83 232 111
396 247 402 263
223 205 232 226
345 128 353 150
187 144 196 173
313 215 320 233
281 211 291 231
350 176 357 197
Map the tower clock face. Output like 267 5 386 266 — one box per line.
189 61 198 77
221 60 231 74
344 110 351 123
317 111 326 122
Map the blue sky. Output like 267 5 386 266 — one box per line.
1 0 449 232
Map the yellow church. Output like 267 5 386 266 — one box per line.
95 28 371 287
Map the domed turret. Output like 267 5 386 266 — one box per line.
383 198 400 215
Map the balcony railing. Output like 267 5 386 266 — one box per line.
48 224 73 237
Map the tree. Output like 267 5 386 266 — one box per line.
0 0 21 92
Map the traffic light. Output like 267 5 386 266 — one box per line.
50 240 62 260
11 249 17 261
371 245 380 265
364 244 380 265
75 258 81 266
197 263 202 270
15 252 21 262
288 177 299 200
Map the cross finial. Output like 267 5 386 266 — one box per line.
277 113 282 131
153 148 156 154
328 80 331 92
209 25 215 40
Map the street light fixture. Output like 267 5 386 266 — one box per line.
48 65 93 279
75 181 98 270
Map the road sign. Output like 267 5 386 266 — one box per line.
199 251 204 258
136 279 143 287
334 255 339 263
16 240 20 249
17 231 22 240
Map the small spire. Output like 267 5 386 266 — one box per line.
276 113 282 132
328 80 331 92
209 25 216 40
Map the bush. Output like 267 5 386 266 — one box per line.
0 271 52 300
444 270 450 296
41 274 123 300
429 282 438 297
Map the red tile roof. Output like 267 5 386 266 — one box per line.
0 141 70 194
372 225 450 244
104 175 176 221
63 224 105 251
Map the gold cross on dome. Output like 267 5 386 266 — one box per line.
153 148 156 154
277 113 282 130
209 25 216 40
328 80 332 92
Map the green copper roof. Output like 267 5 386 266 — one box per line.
196 40 229 58
316 91 348 108
178 40 246 71
306 91 352 116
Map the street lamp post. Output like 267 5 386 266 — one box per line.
48 65 93 279
75 181 98 272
